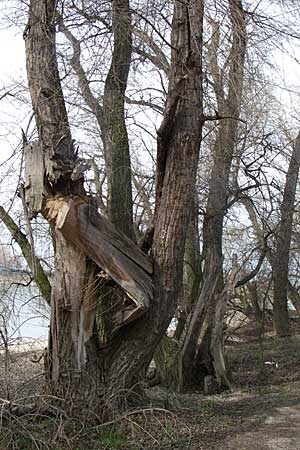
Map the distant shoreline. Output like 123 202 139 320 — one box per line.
0 336 47 354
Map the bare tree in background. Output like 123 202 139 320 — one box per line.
272 134 300 335
156 0 248 391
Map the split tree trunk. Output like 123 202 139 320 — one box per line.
24 0 104 407
102 0 205 407
24 0 205 413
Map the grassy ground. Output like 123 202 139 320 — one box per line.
1 324 300 449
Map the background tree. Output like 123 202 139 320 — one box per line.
273 133 300 335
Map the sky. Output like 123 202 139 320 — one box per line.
0 25 25 78
0 24 48 340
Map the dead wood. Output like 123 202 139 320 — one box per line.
45 196 153 328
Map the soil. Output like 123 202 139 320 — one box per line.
1 325 300 449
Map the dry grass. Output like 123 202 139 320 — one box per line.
1 325 300 449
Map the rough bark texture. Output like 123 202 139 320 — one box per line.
273 133 300 336
103 0 134 239
153 193 202 388
25 0 102 407
24 1 83 195
102 0 204 408
24 0 204 413
175 193 202 341
179 0 247 388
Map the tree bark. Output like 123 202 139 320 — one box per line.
154 192 202 386
178 0 247 389
24 0 204 414
103 0 134 239
25 0 103 409
273 133 300 336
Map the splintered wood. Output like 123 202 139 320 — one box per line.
45 196 153 328
24 142 45 214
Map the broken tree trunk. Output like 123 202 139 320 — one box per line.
24 0 106 408
24 0 204 414
45 196 153 330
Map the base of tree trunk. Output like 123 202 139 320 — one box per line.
273 304 290 337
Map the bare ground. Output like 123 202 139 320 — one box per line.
1 326 300 449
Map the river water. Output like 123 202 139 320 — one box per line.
0 269 50 344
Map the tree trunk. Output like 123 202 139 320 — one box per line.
179 250 222 389
153 192 202 387
102 0 204 407
273 133 300 336
242 194 300 321
209 256 239 391
247 281 265 323
58 0 134 239
24 0 204 414
24 0 104 411
103 0 134 239
178 0 247 389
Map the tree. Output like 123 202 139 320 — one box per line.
272 135 300 335
174 0 247 390
57 0 134 239
23 0 204 414
242 133 300 336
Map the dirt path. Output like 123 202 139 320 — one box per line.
224 403 300 450
1 333 300 450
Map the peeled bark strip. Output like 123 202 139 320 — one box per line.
50 237 86 376
24 142 44 214
45 196 153 328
